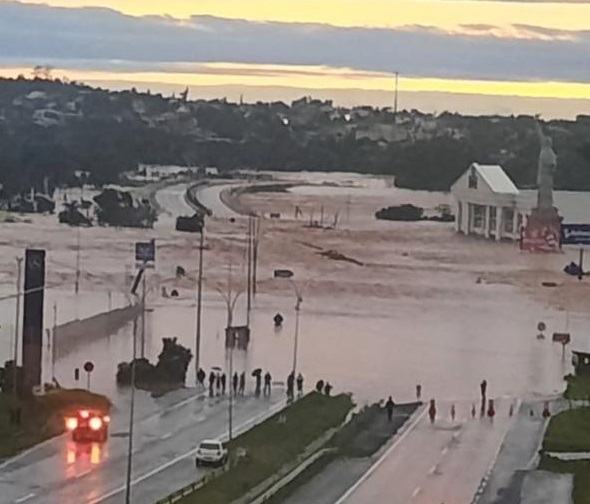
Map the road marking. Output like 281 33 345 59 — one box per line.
441 446 449 455
161 433 172 440
76 469 92 479
428 464 437 475
412 487 421 498
15 493 35 503
333 406 428 504
88 400 287 504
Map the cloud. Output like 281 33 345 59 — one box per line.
1 1 589 83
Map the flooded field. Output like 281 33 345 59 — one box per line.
0 173 589 405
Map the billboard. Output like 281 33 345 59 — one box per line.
22 249 46 394
561 224 590 246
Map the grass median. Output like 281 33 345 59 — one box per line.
539 457 590 504
175 392 354 504
543 407 590 453
565 375 590 401
0 388 111 460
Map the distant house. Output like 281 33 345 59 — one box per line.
451 163 530 241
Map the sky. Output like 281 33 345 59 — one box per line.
1 0 590 117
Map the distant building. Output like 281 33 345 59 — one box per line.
451 163 530 241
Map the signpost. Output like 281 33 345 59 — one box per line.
84 361 94 389
135 240 156 269
561 224 590 280
552 332 571 360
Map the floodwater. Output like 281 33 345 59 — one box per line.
1 171 588 407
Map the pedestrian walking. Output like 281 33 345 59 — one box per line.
216 373 221 396
232 372 238 396
416 384 422 401
480 380 488 400
287 372 295 401
315 379 324 393
221 373 227 395
428 399 436 424
385 396 395 422
451 404 456 421
239 372 246 396
471 404 476 419
264 372 272 397
208 371 215 397
197 368 206 387
255 374 262 398
296 373 304 396
324 382 332 396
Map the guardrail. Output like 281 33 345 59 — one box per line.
185 181 213 217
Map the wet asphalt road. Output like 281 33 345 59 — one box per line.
338 399 516 504
0 391 284 504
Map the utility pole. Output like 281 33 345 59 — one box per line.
293 296 302 376
394 72 400 115
252 217 260 297
195 229 204 381
52 302 57 382
75 226 81 296
246 216 252 326
124 317 138 504
140 274 146 359
13 257 23 400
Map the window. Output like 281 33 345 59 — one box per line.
489 207 497 233
473 204 485 228
503 208 514 233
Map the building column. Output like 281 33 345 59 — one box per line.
484 205 491 238
495 206 503 241
512 211 519 240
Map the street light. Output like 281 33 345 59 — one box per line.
215 260 244 442
124 267 145 504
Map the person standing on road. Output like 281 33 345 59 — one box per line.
208 371 215 397
264 372 272 397
480 380 488 400
216 373 221 396
428 399 436 424
197 368 206 387
416 384 422 401
296 373 304 396
221 373 227 395
239 372 246 396
232 372 239 396
287 372 295 401
385 396 395 422
255 374 262 397
324 382 332 396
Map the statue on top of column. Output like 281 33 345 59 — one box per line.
535 121 557 211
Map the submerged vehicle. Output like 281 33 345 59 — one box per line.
65 409 110 443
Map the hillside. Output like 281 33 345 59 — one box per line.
0 76 589 197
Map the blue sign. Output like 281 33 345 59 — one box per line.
135 240 156 263
561 224 590 246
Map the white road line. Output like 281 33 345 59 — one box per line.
333 406 428 504
14 493 36 503
161 433 172 440
412 487 421 498
88 401 287 504
441 446 449 455
76 469 92 479
428 464 437 475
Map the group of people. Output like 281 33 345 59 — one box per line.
198 367 307 400
314 379 332 397
197 368 247 398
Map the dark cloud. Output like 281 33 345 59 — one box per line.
0 1 589 83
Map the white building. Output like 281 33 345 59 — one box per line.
451 163 531 241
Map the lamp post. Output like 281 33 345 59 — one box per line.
195 228 204 380
292 295 302 377
13 257 23 400
124 267 144 504
215 260 244 442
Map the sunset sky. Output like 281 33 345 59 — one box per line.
1 0 589 117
